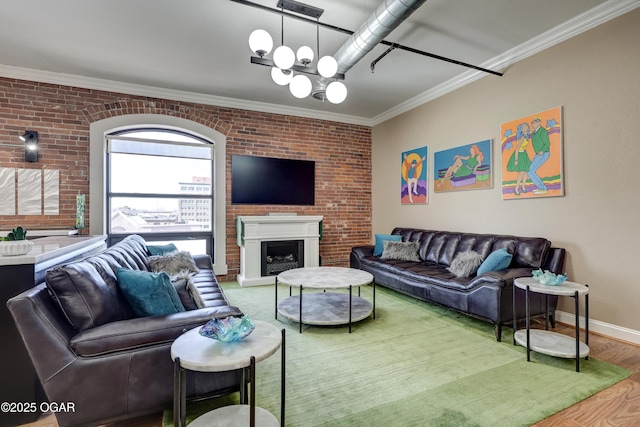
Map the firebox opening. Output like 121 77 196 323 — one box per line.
261 240 304 276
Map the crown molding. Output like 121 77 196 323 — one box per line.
370 0 640 126
0 64 372 127
1 0 637 129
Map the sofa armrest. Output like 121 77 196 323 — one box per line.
70 305 242 356
351 245 374 258
542 247 566 274
192 253 213 270
350 245 374 270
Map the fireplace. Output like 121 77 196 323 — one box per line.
261 240 304 276
236 214 322 286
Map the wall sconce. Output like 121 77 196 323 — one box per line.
19 131 39 162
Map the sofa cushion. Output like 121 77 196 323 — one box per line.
171 277 199 310
381 241 421 262
447 250 484 278
46 261 127 331
374 234 402 257
477 248 513 275
116 268 185 317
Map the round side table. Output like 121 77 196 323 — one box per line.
171 320 285 427
513 277 589 372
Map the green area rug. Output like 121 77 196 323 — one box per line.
163 282 629 427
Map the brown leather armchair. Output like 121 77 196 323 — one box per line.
7 235 242 427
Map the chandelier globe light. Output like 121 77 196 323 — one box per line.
296 46 314 65
273 45 296 69
271 67 293 86
289 74 312 98
317 55 338 78
325 81 347 104
248 29 273 57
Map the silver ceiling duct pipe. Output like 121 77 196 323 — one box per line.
313 0 428 100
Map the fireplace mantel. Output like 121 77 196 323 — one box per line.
236 215 323 286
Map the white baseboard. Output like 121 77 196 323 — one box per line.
555 310 640 346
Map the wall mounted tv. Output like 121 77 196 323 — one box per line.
231 155 315 205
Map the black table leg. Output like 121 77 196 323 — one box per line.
173 358 180 427
349 285 353 333
575 290 580 372
373 281 376 320
525 285 531 362
299 285 303 333
585 285 589 360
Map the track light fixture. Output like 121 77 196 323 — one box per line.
20 131 39 162
248 0 347 104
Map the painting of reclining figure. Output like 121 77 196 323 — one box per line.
434 139 492 193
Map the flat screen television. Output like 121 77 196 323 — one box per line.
231 155 315 205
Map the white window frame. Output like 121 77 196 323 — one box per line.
90 114 228 275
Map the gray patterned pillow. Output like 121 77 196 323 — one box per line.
448 250 483 278
381 241 421 262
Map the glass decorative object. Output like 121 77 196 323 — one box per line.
532 269 567 286
199 315 255 342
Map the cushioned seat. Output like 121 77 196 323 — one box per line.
7 234 242 427
351 227 566 341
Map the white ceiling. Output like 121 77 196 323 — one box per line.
0 0 637 125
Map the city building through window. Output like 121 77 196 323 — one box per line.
106 129 214 255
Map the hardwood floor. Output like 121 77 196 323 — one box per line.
20 323 640 427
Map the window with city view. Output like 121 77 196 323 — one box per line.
106 129 214 255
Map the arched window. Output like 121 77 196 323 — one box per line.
106 128 215 255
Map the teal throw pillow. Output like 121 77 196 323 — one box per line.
476 248 513 275
147 243 178 256
374 234 402 257
116 268 185 317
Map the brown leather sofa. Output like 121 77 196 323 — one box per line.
7 235 242 427
350 227 566 341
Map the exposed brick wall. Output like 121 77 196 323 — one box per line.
0 77 372 281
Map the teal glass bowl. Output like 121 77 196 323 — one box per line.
532 269 567 286
199 314 255 342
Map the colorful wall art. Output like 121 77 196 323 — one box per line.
401 146 428 204
434 139 492 193
501 106 563 199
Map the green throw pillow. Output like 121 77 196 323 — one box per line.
374 234 402 257
116 268 185 317
476 248 513 275
146 243 178 256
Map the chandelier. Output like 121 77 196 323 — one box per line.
247 0 348 104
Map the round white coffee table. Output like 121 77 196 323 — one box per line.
171 320 284 427
275 266 375 333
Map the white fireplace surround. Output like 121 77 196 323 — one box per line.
236 215 323 286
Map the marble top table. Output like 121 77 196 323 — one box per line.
170 320 282 372
276 267 375 333
514 277 589 372
171 321 282 427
